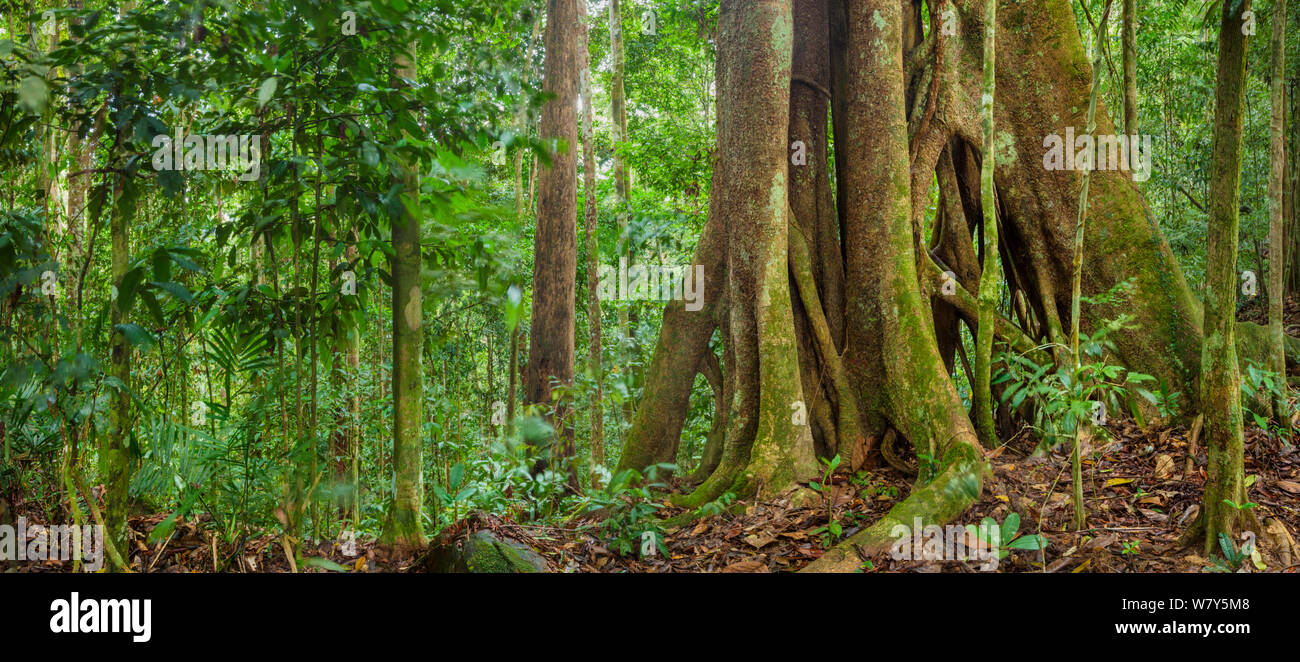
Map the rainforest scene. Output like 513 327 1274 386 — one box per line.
2 0 1300 591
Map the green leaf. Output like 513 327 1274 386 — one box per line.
117 266 146 313
151 280 193 304
141 290 166 327
1001 512 1020 541
504 284 524 332
300 556 350 572
1217 532 1236 562
257 77 278 109
147 490 199 544
169 251 204 273
114 323 155 349
449 462 464 490
1006 534 1047 551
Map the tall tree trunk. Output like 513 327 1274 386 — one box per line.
333 235 361 522
1268 0 1290 434
105 146 131 570
972 0 999 449
383 44 425 548
1070 0 1113 532
506 324 519 427
1122 0 1137 136
526 0 581 483
579 0 604 476
1185 0 1258 554
609 0 639 427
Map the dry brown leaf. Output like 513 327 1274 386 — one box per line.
1275 480 1300 494
721 559 769 573
1153 454 1175 480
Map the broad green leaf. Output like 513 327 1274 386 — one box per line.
257 77 278 108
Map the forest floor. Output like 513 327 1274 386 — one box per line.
527 418 1300 573
9 413 1297 573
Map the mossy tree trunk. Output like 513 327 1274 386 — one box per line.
1185 0 1258 555
102 70 132 570
673 0 818 507
383 45 425 548
803 0 987 572
105 156 131 570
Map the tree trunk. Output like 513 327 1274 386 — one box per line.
1185 0 1257 555
1268 0 1290 434
671 0 819 507
1122 0 1137 136
514 18 542 219
525 0 581 484
972 0 999 449
803 0 986 572
105 166 131 570
1070 0 1114 531
383 45 425 548
610 0 634 410
579 0 604 476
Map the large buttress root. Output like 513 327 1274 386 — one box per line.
802 0 986 571
674 0 819 508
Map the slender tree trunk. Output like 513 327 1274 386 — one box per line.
1186 0 1258 555
506 324 519 427
1122 0 1137 136
1069 0 1113 532
579 0 604 477
972 0 999 449
105 148 131 570
332 234 361 522
383 44 425 548
525 0 581 485
610 0 633 391
1268 0 1290 434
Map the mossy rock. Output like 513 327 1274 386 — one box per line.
429 530 548 573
